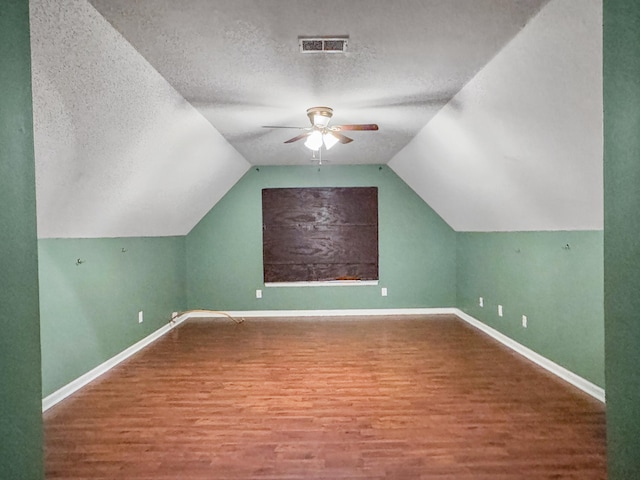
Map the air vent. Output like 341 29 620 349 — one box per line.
299 37 348 53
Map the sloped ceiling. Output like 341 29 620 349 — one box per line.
389 0 603 231
30 0 250 238
29 0 602 238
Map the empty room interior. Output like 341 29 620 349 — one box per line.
2 0 640 478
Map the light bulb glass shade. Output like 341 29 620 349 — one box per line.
304 130 323 151
313 114 331 127
323 132 339 150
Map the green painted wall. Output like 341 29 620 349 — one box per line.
186 165 457 310
39 237 186 397
456 231 604 387
603 1 640 477
0 0 44 477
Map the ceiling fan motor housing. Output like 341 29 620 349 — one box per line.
307 106 333 127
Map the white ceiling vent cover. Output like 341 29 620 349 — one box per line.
299 37 348 53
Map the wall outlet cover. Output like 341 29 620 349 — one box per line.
138 311 143 323
498 305 503 317
256 289 262 299
381 287 388 297
479 297 484 307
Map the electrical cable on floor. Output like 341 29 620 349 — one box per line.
176 309 245 324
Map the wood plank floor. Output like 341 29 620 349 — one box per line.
44 315 606 479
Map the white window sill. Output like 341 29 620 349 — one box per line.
265 280 379 288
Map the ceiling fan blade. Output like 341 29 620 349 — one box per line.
334 124 379 131
284 132 311 144
262 125 306 129
331 132 354 144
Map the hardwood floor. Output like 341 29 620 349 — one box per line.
44 315 606 479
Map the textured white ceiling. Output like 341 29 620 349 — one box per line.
30 0 600 237
86 0 549 166
389 0 603 231
30 0 250 238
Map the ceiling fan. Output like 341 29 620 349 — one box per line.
262 106 378 151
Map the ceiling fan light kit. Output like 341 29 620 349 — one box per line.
304 130 324 151
304 131 340 152
322 132 340 150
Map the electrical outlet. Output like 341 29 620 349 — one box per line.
138 310 143 323
522 315 528 328
479 297 484 307
381 287 388 297
256 289 262 299
498 305 503 317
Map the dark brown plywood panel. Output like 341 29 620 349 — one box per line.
262 187 378 282
262 188 378 226
264 263 379 283
263 225 378 264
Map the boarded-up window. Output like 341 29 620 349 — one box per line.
262 187 378 283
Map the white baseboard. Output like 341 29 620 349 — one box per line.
454 309 605 403
187 308 458 319
42 307 604 411
42 313 189 412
